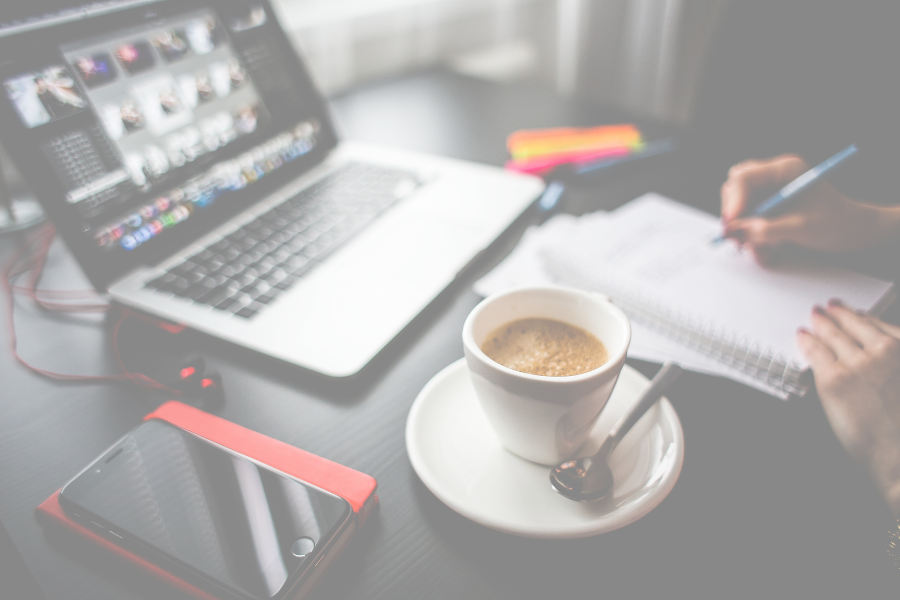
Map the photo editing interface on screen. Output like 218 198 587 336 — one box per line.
3 3 321 257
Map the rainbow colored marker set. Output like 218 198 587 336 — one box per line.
505 124 643 175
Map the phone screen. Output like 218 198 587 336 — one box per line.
60 419 352 600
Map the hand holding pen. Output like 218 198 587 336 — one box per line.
716 147 900 264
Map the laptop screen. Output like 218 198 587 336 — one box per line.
0 0 337 288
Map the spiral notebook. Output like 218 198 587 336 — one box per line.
476 194 896 398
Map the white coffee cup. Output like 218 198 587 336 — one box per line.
462 285 631 465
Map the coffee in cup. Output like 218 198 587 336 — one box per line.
463 286 630 465
480 317 608 377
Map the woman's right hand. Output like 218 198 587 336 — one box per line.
719 154 898 264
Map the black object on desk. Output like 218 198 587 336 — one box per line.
536 138 677 213
1 70 898 600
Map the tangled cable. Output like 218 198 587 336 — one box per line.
3 224 181 394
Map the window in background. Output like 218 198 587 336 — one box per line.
272 0 723 125
272 0 556 94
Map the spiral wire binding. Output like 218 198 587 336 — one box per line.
615 290 809 396
550 262 810 397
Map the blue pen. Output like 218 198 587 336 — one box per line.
712 143 858 244
574 138 675 175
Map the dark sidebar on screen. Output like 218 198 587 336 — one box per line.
0 0 338 290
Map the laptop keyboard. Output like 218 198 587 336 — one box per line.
144 162 420 319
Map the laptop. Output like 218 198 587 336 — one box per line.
0 0 543 377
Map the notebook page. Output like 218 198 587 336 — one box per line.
543 193 895 368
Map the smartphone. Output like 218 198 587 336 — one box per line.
59 419 354 600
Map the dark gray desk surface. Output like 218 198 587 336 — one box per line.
1 70 897 600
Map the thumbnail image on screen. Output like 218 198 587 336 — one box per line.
152 29 190 63
4 66 88 128
116 41 155 75
184 17 221 55
229 4 267 32
151 17 222 63
73 53 118 88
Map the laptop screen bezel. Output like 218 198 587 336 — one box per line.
0 0 339 290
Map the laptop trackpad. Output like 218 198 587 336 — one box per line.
257 212 484 376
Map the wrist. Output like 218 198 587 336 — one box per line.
871 205 900 244
887 485 900 519
863 427 900 518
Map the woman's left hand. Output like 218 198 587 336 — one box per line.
798 300 900 517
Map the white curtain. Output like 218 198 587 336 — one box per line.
571 0 724 123
273 0 722 124
272 0 558 93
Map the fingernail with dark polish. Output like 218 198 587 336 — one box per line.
797 326 809 335
812 305 825 315
827 298 843 307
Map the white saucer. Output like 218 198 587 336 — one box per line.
406 359 684 539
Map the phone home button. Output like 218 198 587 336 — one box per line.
291 537 315 558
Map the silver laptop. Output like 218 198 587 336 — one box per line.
0 0 542 376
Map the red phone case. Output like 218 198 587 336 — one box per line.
36 401 378 600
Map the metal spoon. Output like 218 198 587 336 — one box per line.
550 363 682 502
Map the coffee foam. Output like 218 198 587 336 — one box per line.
480 317 608 377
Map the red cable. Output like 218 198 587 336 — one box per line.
3 225 181 394
21 227 108 312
